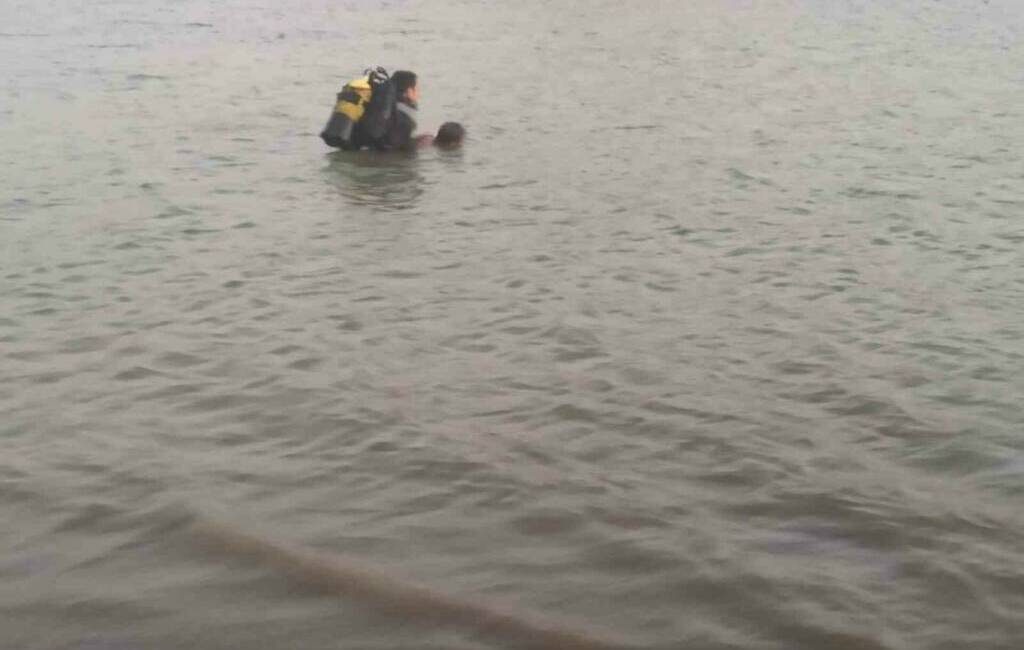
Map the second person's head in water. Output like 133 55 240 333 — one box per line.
416 122 466 150
434 122 466 149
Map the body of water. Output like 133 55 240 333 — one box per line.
2 1 1023 648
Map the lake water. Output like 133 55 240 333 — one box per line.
2 1 1023 648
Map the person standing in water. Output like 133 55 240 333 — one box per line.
323 69 464 152
357 70 419 152
357 72 465 151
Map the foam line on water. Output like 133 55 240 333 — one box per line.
189 517 630 650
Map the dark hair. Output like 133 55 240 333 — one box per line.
434 122 465 148
391 70 418 96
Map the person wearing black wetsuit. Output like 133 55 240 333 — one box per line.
376 70 418 152
348 70 418 152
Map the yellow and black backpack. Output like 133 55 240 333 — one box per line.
320 67 396 150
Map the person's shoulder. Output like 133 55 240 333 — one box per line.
396 100 418 117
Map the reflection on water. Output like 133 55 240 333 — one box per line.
323 150 426 212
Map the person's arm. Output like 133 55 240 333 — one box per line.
376 102 417 152
393 108 417 151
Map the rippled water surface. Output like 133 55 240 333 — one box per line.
2 1 1024 648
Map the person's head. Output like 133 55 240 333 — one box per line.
391 70 418 103
434 122 465 149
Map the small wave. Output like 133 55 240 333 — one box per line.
125 73 169 82
610 125 661 131
112 366 164 382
